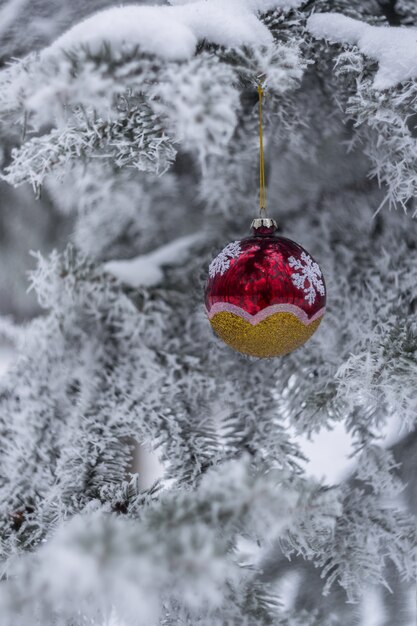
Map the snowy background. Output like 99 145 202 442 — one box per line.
0 1 416 625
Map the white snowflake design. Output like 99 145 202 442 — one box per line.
288 251 325 305
209 241 241 278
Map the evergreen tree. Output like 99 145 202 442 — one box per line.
0 1 416 624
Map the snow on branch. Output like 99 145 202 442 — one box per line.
281 446 416 601
104 233 205 288
331 55 417 210
305 13 417 209
151 54 240 164
0 0 308 188
3 107 176 189
0 315 22 345
0 2 305 126
0 458 310 626
308 13 417 89
46 0 304 62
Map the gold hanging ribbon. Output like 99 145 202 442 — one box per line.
258 83 266 215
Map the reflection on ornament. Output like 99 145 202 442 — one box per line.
205 219 326 358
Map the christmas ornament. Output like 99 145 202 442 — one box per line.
205 85 326 358
205 218 326 357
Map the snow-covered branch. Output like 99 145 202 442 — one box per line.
104 233 205 287
0 458 333 626
308 13 417 89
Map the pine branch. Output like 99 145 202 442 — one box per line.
0 458 311 626
3 106 176 190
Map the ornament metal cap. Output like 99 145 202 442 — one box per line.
251 217 278 235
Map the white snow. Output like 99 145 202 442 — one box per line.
296 422 355 485
174 2 271 49
47 6 197 62
0 344 15 377
169 0 303 9
46 0 303 62
359 588 385 626
308 13 417 89
104 232 204 288
0 318 18 377
295 412 408 486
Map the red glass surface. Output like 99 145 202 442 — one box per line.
205 232 326 318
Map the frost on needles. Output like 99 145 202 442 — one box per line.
0 0 416 625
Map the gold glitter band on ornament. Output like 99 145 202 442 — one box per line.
209 311 323 358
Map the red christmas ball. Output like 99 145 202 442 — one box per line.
205 219 326 357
